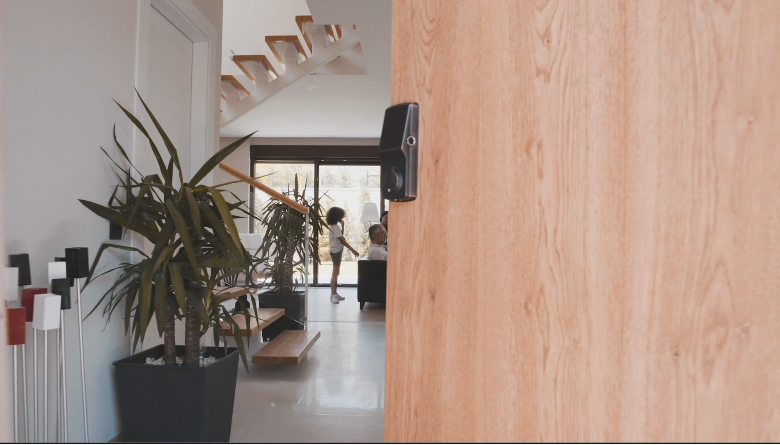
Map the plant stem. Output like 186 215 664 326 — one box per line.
184 296 200 367
282 220 296 294
163 300 176 365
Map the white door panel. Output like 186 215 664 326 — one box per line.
142 7 194 351
142 7 193 183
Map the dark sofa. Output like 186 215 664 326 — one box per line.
357 260 387 309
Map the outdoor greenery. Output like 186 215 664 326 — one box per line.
252 163 380 268
80 91 260 370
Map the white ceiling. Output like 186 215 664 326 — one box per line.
219 0 392 139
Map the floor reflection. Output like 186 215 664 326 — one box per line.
231 287 386 442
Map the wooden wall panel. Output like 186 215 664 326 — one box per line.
384 0 780 441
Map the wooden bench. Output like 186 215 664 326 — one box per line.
252 330 321 364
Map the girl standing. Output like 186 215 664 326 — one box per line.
326 207 359 304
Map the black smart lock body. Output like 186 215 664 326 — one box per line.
379 103 418 201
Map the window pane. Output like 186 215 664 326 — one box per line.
251 162 315 234
251 162 316 286
318 165 382 285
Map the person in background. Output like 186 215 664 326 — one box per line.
327 207 360 304
380 210 388 250
367 224 388 261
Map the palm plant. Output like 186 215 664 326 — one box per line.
80 91 261 369
257 176 325 294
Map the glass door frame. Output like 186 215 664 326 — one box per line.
249 144 382 286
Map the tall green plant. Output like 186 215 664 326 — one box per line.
81 90 262 369
257 175 325 294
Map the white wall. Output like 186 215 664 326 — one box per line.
1 0 223 442
215 137 380 232
0 0 11 440
1 2 138 441
221 0 310 76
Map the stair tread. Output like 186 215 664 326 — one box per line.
213 286 250 303
266 35 308 60
252 330 321 364
220 308 285 337
232 55 278 78
221 74 251 95
266 35 302 42
295 16 314 53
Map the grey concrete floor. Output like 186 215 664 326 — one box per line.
230 287 386 443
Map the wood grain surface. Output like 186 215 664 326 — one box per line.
220 308 284 337
252 329 321 364
384 0 780 442
212 285 249 303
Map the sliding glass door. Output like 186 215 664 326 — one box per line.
251 159 381 286
317 164 381 284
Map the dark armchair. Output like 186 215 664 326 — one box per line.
357 260 387 309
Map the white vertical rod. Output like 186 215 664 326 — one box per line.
34 332 38 443
43 332 47 443
304 213 310 330
13 345 18 443
60 313 69 442
56 329 60 441
22 345 29 442
75 279 89 442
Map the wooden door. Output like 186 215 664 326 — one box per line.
384 0 780 441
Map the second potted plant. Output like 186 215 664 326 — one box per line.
255 176 325 340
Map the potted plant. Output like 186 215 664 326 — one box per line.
80 91 261 442
255 176 325 340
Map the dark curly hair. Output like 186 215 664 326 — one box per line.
326 207 345 225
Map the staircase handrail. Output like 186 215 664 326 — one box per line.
218 162 309 214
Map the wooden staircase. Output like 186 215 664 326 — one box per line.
214 286 319 365
220 14 361 126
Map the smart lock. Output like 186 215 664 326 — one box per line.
379 103 418 201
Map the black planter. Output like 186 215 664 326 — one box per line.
114 345 239 442
256 291 304 341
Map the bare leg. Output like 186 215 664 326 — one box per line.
330 265 341 295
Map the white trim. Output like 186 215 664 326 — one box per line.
132 0 151 175
134 0 219 186
128 0 152 332
150 0 214 42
